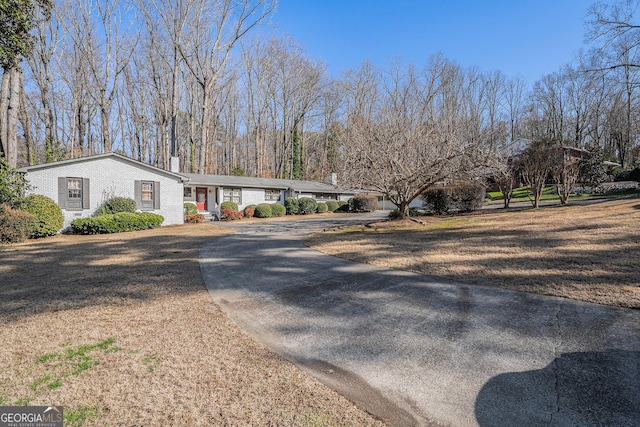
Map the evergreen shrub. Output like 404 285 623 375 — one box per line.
351 195 377 212
71 212 164 234
184 202 198 216
325 201 339 212
96 197 137 215
0 204 36 243
316 202 328 213
270 203 286 217
422 184 486 214
21 194 63 237
284 197 299 215
298 197 317 215
254 204 273 218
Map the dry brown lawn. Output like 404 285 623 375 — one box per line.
0 224 384 426
306 198 640 309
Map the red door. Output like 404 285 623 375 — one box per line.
195 187 207 211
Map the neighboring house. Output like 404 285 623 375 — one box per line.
19 153 361 232
181 172 357 212
19 153 187 229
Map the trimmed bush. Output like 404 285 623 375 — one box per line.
254 204 273 218
243 206 255 218
221 201 238 212
325 201 339 212
0 204 37 243
96 197 137 216
351 194 377 212
285 197 299 215
184 202 199 216
220 209 243 220
422 184 486 214
270 203 286 217
21 194 63 238
71 212 164 234
184 214 205 223
298 197 317 215
316 202 328 213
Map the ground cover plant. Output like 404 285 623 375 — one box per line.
0 224 382 426
306 198 640 309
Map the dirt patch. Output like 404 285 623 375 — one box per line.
0 224 384 426
306 199 640 309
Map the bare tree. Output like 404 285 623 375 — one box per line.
517 139 557 208
342 57 497 218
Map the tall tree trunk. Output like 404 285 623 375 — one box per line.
0 70 9 158
18 70 34 164
6 67 20 167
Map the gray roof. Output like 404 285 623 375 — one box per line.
182 173 358 195
18 152 188 181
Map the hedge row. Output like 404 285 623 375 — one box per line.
71 212 164 234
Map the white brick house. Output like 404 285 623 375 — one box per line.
19 153 187 229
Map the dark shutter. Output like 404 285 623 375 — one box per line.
153 181 160 209
58 177 67 209
134 180 141 209
82 178 90 209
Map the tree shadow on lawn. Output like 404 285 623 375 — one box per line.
0 226 228 323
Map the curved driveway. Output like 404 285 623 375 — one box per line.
200 214 640 426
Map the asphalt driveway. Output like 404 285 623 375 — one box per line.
200 214 640 426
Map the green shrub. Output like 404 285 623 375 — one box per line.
422 184 486 214
325 201 339 212
96 197 137 216
316 202 328 213
21 194 63 237
71 212 164 234
184 202 198 216
220 201 238 212
270 203 286 217
0 204 37 243
351 194 377 212
336 201 350 212
243 205 256 218
284 197 299 215
254 204 273 218
298 197 317 215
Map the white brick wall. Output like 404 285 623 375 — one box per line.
25 156 185 230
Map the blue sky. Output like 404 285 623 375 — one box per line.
271 0 609 84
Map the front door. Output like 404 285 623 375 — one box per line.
195 187 207 211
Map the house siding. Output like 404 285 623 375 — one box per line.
25 157 184 229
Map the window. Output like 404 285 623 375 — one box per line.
58 177 89 210
68 178 82 199
135 180 160 210
313 193 336 201
223 188 241 204
183 187 192 198
265 189 281 202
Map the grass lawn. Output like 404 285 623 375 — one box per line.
306 198 640 309
0 224 382 426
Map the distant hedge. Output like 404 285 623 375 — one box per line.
298 197 317 215
254 204 273 218
270 203 286 217
422 184 485 214
316 202 328 213
71 212 164 234
220 201 238 212
325 201 339 212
